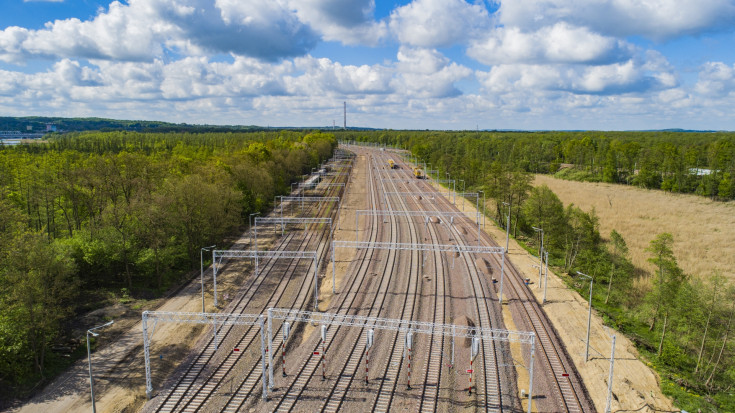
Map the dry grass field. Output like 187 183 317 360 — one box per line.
534 174 735 282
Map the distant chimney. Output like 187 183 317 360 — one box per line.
343 101 346 130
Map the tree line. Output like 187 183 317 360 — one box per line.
338 131 734 412
337 129 735 200
0 130 336 399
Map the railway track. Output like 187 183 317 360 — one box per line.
268 151 422 412
143 145 594 412
384 156 513 412
401 151 595 412
142 167 349 412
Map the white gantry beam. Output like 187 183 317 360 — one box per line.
212 249 321 312
278 196 340 214
265 307 536 403
255 217 333 224
268 308 533 342
453 192 480 212
354 209 481 242
383 191 438 198
214 249 318 260
142 311 267 401
333 240 503 254
255 216 333 239
298 183 345 189
278 196 340 203
355 209 479 220
331 239 508 305
255 217 333 241
432 179 456 202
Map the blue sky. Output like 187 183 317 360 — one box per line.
1 0 735 130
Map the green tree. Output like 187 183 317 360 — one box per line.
562 205 600 271
0 230 78 378
695 273 727 374
521 185 565 252
645 233 687 356
163 171 242 265
606 229 628 304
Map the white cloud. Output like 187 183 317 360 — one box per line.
287 56 393 95
498 0 735 40
695 62 735 98
288 0 388 46
389 0 491 48
477 58 673 95
393 47 472 98
0 0 319 63
1 2 168 63
468 22 635 65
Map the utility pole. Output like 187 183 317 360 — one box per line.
577 271 594 362
200 245 216 312
532 227 544 289
543 250 549 304
343 101 346 129
502 202 510 251
605 334 617 413
87 320 114 413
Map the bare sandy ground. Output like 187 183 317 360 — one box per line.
320 154 366 310
443 186 677 413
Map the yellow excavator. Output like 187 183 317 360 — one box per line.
413 167 424 179
388 159 396 169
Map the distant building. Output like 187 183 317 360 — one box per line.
689 168 713 176
46 123 57 132
26 125 32 131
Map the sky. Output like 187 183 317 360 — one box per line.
1 0 735 130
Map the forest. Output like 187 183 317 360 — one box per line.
338 129 735 200
0 130 336 400
336 130 735 412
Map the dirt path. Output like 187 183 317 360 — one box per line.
443 187 677 413
320 154 366 310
